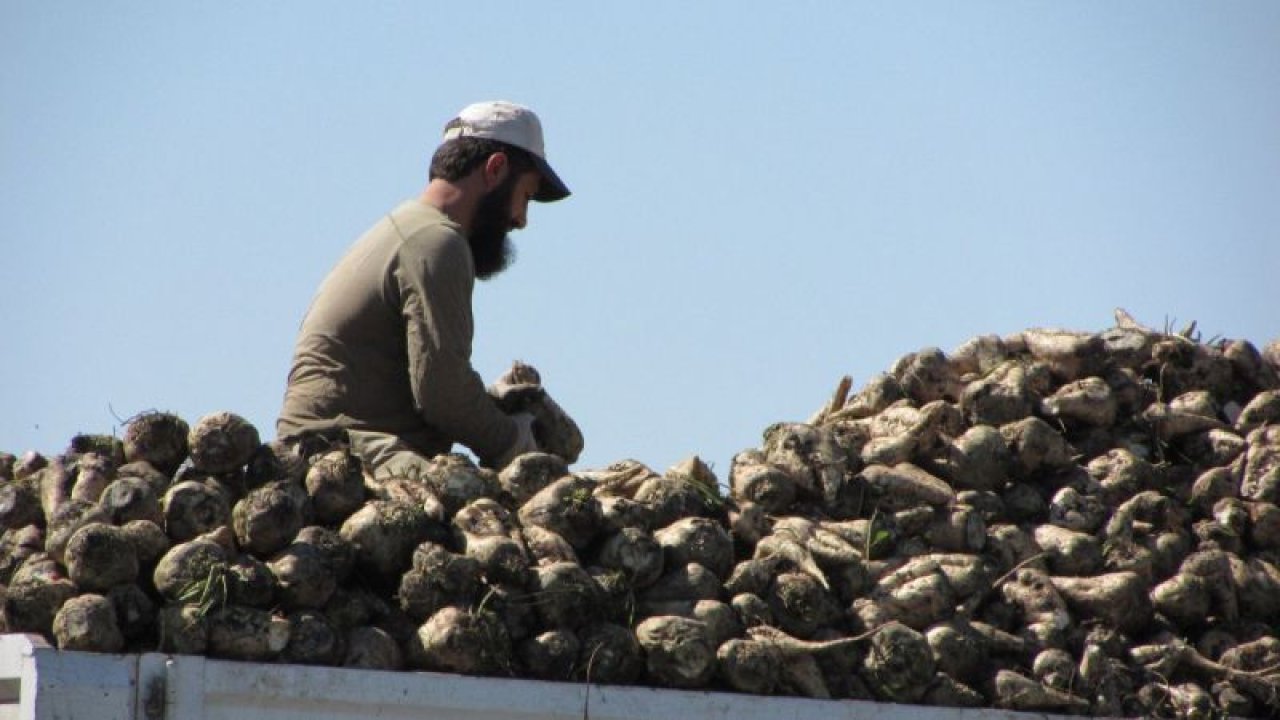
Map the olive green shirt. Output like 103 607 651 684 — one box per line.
277 199 517 465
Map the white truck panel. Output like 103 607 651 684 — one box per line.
1 634 1092 720
0 635 140 720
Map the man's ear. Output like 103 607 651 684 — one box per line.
482 152 509 190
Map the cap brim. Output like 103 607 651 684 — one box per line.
531 155 570 202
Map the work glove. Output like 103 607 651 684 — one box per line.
489 361 585 464
491 412 538 470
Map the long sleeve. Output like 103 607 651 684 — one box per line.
392 220 518 465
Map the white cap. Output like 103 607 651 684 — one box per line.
442 100 571 202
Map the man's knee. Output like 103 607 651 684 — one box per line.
347 429 432 479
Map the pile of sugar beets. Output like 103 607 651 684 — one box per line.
4 311 1280 719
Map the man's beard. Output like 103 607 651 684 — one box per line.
468 174 518 280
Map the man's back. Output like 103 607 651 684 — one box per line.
278 200 475 458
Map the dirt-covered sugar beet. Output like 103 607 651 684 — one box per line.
65 522 139 591
304 450 365 525
123 411 190 476
161 480 231 542
2 554 78 636
188 412 260 474
52 593 124 652
232 480 309 557
339 500 443 588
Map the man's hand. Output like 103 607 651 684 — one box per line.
492 412 539 469
488 361 545 414
488 360 585 464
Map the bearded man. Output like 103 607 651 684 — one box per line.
277 100 570 473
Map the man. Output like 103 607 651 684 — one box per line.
277 100 571 473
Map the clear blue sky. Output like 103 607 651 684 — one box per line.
3 3 1278 478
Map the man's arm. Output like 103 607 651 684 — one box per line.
394 230 523 466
